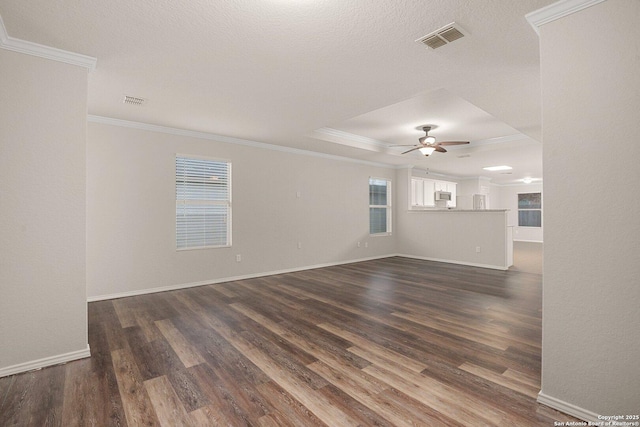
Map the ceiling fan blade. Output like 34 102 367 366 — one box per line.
389 144 420 147
434 145 447 153
401 146 421 154
436 141 470 146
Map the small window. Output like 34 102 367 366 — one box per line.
369 177 392 235
176 155 231 249
518 192 542 227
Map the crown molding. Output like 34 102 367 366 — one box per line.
88 115 393 168
526 0 607 34
0 14 96 71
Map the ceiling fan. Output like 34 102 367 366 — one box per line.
393 126 469 156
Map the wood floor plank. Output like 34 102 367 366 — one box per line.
230 302 372 374
257 413 282 427
112 298 137 328
144 375 192 427
0 364 66 427
136 310 164 342
189 362 270 422
308 360 428 427
317 322 427 373
363 362 506 426
233 340 363 426
60 359 102 426
86 322 128 425
188 404 233 426
208 282 238 298
166 367 210 413
255 381 328 427
235 278 307 311
155 318 205 368
124 327 185 382
377 387 466 427
111 347 160 427
351 329 541 425
459 362 540 398
0 375 15 416
240 328 329 390
306 358 387 396
391 310 511 351
503 367 542 389
316 383 395 427
201 309 364 426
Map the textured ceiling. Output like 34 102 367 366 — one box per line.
0 0 554 183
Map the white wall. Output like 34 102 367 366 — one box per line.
456 177 493 210
0 50 89 374
495 183 543 242
86 121 396 299
489 183 502 210
537 0 640 418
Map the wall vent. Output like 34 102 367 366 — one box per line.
416 23 467 50
123 95 146 106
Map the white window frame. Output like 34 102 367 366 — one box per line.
517 192 542 228
369 177 392 236
176 154 232 250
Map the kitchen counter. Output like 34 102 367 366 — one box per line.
408 209 509 212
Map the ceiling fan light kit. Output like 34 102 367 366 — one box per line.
396 125 470 156
420 135 436 144
419 146 436 156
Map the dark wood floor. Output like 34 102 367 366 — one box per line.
0 257 580 426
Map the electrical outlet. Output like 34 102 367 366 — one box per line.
357 242 361 248
476 246 481 253
236 254 242 262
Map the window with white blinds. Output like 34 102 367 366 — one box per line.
176 156 231 249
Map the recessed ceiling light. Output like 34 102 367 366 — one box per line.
522 177 533 184
483 165 512 171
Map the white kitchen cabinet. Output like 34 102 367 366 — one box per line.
423 179 436 206
448 183 457 208
411 178 455 208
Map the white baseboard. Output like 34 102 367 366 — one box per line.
87 254 394 302
537 391 599 423
396 254 509 271
0 345 91 378
513 239 544 243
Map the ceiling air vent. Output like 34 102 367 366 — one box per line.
416 23 467 50
123 95 146 106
